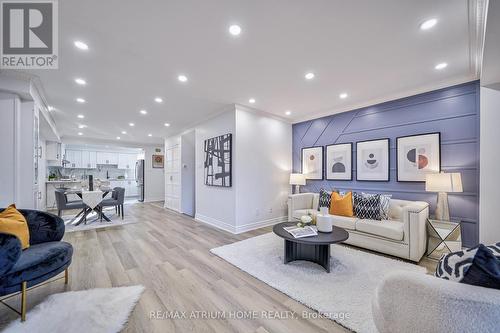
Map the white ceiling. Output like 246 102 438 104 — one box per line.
17 0 482 144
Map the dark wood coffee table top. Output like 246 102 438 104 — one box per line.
273 222 349 245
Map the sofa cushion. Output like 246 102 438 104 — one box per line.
353 192 381 220
355 219 404 241
292 209 318 220
0 241 73 288
329 215 357 230
330 192 354 217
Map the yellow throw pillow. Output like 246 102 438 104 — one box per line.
0 204 30 249
329 192 354 217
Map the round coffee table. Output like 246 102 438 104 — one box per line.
273 222 349 273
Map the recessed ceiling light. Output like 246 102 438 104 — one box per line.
148 133 152 137
229 24 242 36
139 109 147 115
178 75 188 82
77 114 85 119
77 132 83 136
305 72 315 80
420 18 438 30
74 41 89 50
78 124 87 129
249 98 256 104
48 105 55 111
76 98 85 103
435 62 448 70
164 123 170 127
129 123 135 127
74 78 86 85
154 97 163 103
116 136 121 140
285 110 291 116
121 131 127 134
339 92 348 99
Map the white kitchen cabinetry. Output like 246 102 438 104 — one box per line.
81 150 97 169
65 149 82 168
109 179 139 198
96 151 118 165
118 153 137 170
46 141 65 166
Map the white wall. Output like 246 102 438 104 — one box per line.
480 86 500 244
0 93 19 207
144 145 165 202
234 106 292 233
195 109 237 232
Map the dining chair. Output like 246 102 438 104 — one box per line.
100 187 126 220
54 189 86 218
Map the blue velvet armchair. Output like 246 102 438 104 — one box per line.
0 209 73 321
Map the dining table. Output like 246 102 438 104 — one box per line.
64 188 115 225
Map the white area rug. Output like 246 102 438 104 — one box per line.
63 207 137 233
211 233 425 333
4 286 144 333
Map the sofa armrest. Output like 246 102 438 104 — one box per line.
0 233 22 276
19 209 65 245
401 202 429 262
287 193 316 220
372 271 500 333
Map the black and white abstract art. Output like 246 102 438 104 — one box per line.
326 143 352 180
356 138 390 181
204 133 232 187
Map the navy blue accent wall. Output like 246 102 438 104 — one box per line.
293 81 480 247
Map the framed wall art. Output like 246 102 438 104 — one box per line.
301 146 324 180
204 133 232 187
326 143 352 180
356 138 390 181
397 132 441 182
152 154 164 168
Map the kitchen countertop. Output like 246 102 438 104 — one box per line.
46 178 136 183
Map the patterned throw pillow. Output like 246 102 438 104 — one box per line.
318 189 332 211
436 242 500 290
361 192 392 220
353 192 381 220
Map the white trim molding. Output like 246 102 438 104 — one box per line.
195 214 287 234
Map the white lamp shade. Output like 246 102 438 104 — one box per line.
425 172 463 193
289 173 306 185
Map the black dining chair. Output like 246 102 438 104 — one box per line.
100 187 126 220
54 189 86 218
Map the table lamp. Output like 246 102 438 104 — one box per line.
425 172 463 221
289 173 306 194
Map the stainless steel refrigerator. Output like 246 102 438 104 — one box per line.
135 159 145 202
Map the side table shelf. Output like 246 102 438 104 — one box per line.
426 218 462 260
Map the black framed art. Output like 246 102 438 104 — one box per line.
204 133 232 187
326 143 352 180
301 146 324 180
396 132 441 182
356 138 390 181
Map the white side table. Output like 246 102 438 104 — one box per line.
426 218 462 260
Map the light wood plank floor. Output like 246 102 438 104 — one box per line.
0 202 436 332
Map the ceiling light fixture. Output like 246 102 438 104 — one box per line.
74 41 89 50
305 72 315 80
229 24 242 36
48 105 55 111
78 132 83 136
78 124 87 129
74 78 86 85
249 98 256 104
435 62 448 70
420 18 438 30
339 92 348 99
148 134 152 137
121 131 127 134
140 109 147 115
154 97 163 103
76 98 85 103
285 110 291 116
178 75 188 82
129 123 135 127
116 136 121 140
164 123 170 127
77 114 85 119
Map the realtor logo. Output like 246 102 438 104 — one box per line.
1 0 58 69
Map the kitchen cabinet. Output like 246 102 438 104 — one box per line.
81 150 97 169
118 153 137 170
65 149 82 168
96 151 118 165
109 179 139 198
46 141 65 165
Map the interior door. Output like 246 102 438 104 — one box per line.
164 145 180 211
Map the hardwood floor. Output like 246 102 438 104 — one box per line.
0 202 435 332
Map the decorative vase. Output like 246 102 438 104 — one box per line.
319 207 329 215
316 214 333 233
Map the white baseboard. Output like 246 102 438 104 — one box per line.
195 214 288 234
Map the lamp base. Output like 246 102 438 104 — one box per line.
293 185 301 194
435 192 450 221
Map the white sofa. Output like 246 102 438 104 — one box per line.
372 271 500 333
287 193 429 262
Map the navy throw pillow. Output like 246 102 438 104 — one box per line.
461 244 500 290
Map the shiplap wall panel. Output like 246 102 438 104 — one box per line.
292 81 480 247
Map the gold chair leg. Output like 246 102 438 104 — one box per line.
21 281 27 322
64 268 69 285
